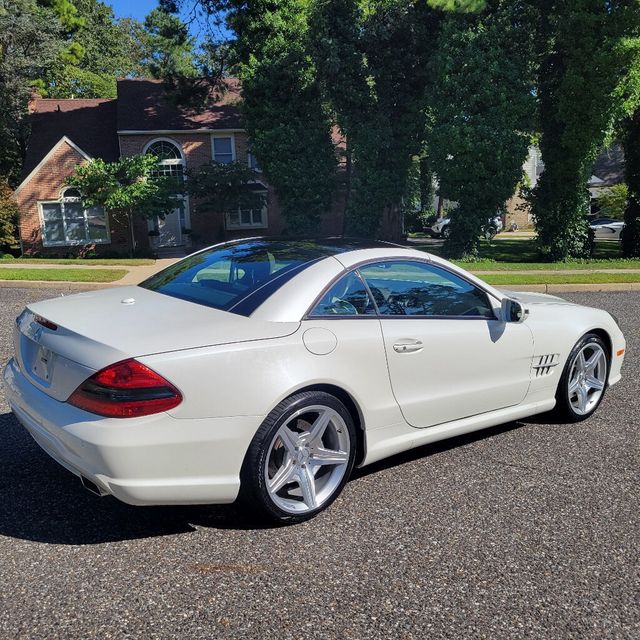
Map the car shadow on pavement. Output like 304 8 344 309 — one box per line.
0 411 271 545
351 421 524 480
0 410 524 544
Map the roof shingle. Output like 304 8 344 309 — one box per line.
22 98 119 179
116 78 242 132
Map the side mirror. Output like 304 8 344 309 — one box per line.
501 297 529 323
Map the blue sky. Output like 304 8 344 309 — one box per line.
106 0 160 21
106 1 226 41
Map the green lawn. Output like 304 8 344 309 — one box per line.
0 268 128 282
0 257 154 266
418 237 640 270
482 272 640 286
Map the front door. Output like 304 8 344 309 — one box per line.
157 208 182 247
358 260 534 428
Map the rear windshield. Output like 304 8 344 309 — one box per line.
140 240 337 315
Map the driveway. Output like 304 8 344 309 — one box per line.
0 288 637 639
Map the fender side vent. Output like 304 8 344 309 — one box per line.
532 354 560 377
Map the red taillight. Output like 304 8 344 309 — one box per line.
68 359 182 418
34 315 57 331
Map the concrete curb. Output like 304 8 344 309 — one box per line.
497 283 640 293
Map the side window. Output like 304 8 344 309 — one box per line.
358 261 495 318
213 137 234 164
310 272 376 317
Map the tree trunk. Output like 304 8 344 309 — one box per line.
127 212 136 259
622 109 640 258
380 203 403 242
342 143 352 236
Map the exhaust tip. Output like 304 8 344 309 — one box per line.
80 475 107 497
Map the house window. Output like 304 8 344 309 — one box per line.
145 139 185 186
225 202 268 230
40 188 109 246
213 137 234 164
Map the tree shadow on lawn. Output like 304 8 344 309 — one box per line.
0 410 525 545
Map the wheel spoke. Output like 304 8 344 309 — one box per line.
586 376 605 391
268 458 296 494
296 467 317 509
577 385 589 412
309 446 349 466
576 351 587 373
568 379 580 396
307 410 333 446
585 350 603 375
277 425 299 455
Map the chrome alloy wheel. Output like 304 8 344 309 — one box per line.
264 405 351 514
567 343 607 416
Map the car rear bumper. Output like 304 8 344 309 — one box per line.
3 358 262 506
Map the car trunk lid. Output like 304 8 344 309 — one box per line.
14 286 299 401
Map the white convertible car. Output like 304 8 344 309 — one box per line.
3 239 626 523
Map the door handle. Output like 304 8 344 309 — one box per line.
393 339 423 353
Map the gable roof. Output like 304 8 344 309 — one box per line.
15 136 93 194
591 144 625 187
21 98 119 180
116 78 243 132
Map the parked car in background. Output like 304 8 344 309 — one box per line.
429 215 503 240
589 218 625 241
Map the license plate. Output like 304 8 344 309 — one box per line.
32 345 55 382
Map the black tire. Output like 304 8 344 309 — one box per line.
239 391 357 524
442 225 451 239
554 333 609 422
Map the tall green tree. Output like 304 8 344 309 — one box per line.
617 21 640 258
224 0 338 235
44 0 147 98
67 155 182 257
0 0 64 186
141 7 198 80
427 0 536 258
310 0 439 240
531 0 640 261
621 109 640 256
0 179 20 252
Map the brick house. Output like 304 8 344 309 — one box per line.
14 78 344 257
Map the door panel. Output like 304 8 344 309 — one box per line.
357 259 534 429
158 209 182 247
380 318 533 428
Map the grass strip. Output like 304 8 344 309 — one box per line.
1 258 154 266
0 268 128 283
462 260 640 271
482 272 640 286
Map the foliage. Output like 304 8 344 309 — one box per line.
185 161 266 216
427 0 536 258
426 0 486 11
403 157 437 233
218 0 338 235
309 0 439 240
67 155 182 256
530 0 640 261
43 0 147 98
0 0 64 186
595 183 628 220
141 7 198 80
0 180 19 250
621 108 640 257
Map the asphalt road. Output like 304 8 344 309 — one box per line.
0 287 637 640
